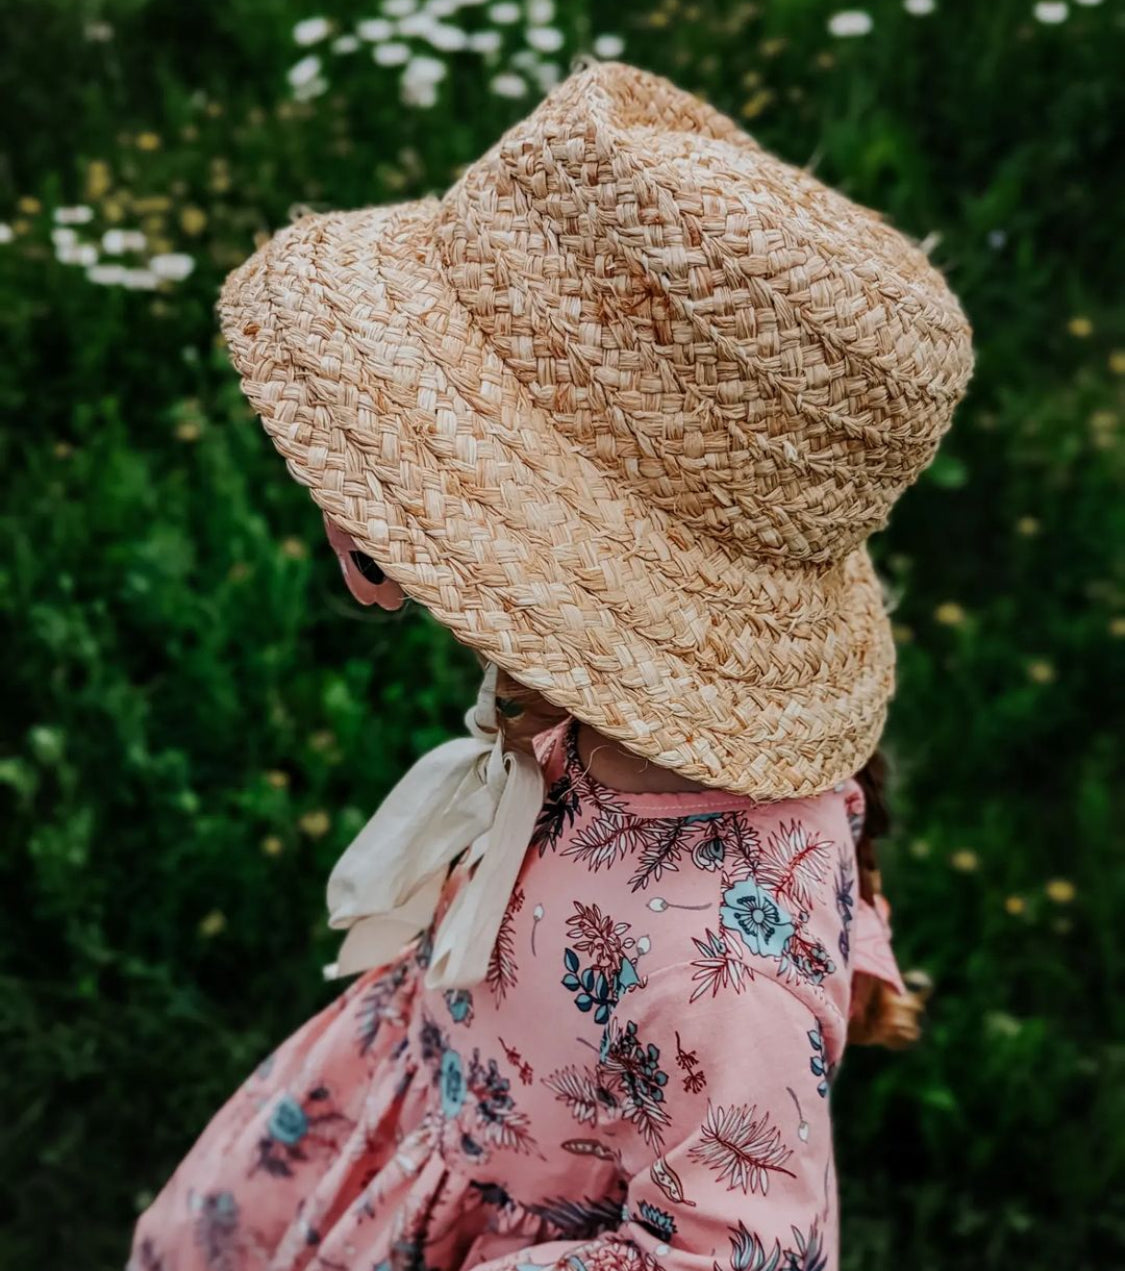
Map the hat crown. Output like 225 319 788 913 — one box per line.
438 62 974 564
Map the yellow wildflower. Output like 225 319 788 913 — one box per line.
265 769 290 790
17 196 41 215
1045 877 1076 904
760 37 787 56
198 909 227 938
909 839 931 859
1015 516 1039 536
53 441 73 459
309 730 336 752
102 198 126 223
261 835 284 857
741 90 773 120
1110 616 1125 638
206 101 224 118
1026 659 1056 684
135 132 162 151
1004 895 1026 916
85 160 112 201
950 849 979 873
281 536 308 560
1067 315 1093 338
175 420 202 443
1108 350 1125 375
180 206 208 236
935 601 966 626
892 623 914 644
299 810 331 838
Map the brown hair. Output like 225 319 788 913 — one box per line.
482 656 929 1052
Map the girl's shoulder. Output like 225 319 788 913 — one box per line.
528 717 904 1049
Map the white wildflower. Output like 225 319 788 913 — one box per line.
511 48 539 70
54 205 95 225
1033 1 1068 20
374 40 411 65
0 223 13 244
490 70 526 97
122 268 160 290
294 75 328 101
1074 0 1103 6
87 263 127 285
293 17 331 45
532 61 561 91
403 54 447 83
401 78 439 107
988 229 1008 250
102 228 147 254
425 23 468 50
528 0 555 22
57 243 99 266
828 10 873 36
468 29 502 54
398 12 438 37
287 54 322 88
51 227 79 248
356 18 394 40
426 0 462 16
384 0 417 15
487 2 521 24
332 34 361 53
903 0 935 13
592 33 625 58
527 25 564 53
84 20 114 41
150 252 195 281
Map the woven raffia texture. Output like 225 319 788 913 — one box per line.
219 60 975 800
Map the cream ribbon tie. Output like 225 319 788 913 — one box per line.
323 662 547 990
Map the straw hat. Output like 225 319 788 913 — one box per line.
218 60 974 801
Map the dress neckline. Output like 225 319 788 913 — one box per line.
552 714 774 817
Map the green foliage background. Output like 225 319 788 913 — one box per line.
2 0 1123 1266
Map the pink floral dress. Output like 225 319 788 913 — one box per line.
131 715 907 1271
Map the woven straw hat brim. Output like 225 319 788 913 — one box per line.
220 199 896 800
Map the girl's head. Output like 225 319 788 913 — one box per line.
226 61 970 1049
218 60 974 810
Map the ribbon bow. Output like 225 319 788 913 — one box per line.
323 661 547 990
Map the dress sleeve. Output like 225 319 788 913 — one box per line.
851 893 908 1000
468 961 840 1271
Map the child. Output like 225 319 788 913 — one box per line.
131 59 972 1271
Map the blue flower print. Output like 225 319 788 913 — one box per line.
616 956 641 995
719 879 795 960
445 988 474 1025
268 1094 309 1146
440 1047 465 1117
691 837 725 871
